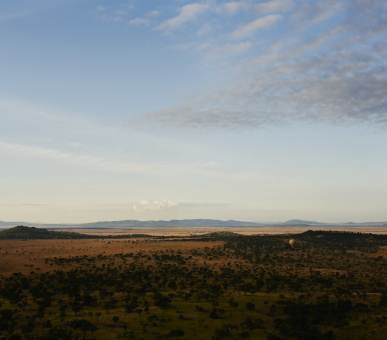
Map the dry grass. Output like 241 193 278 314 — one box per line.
0 238 224 275
57 226 387 236
1 230 386 340
1 225 385 275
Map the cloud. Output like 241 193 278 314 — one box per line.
196 23 213 36
157 2 210 31
179 202 229 208
129 10 159 26
200 161 218 168
129 17 151 26
290 0 344 28
94 4 132 23
218 2 244 15
141 47 387 129
200 41 252 62
139 0 387 130
131 200 177 212
75 200 229 217
0 139 165 174
0 139 257 181
0 96 85 124
147 10 160 18
231 14 283 39
256 0 294 14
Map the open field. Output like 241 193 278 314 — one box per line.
0 239 224 276
0 230 386 340
57 226 387 236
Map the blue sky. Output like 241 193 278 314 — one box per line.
1 0 387 223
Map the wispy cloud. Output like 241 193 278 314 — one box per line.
139 0 387 130
129 17 151 26
131 200 177 212
157 2 210 32
256 0 294 14
231 14 282 39
69 200 230 219
0 98 68 124
199 41 252 62
129 9 159 26
94 1 286 63
0 139 162 174
218 2 243 15
94 4 133 23
179 202 229 208
0 139 264 183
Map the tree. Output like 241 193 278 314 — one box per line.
165 329 185 339
154 292 171 309
245 302 255 311
68 319 97 338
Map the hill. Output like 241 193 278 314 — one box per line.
0 226 94 239
199 231 244 238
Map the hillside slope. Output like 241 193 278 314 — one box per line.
0 226 93 239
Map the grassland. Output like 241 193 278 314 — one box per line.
56 226 387 236
0 228 386 339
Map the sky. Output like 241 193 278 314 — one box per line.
1 0 387 224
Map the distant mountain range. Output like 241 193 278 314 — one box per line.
79 219 261 228
0 220 29 227
280 219 326 226
270 219 387 227
1 218 387 229
0 219 260 228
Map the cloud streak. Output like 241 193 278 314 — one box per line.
231 14 282 39
0 139 165 175
0 139 274 184
157 2 210 31
256 0 294 14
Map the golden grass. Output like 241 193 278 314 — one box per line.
57 226 387 236
0 238 224 275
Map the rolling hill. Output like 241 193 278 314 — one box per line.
0 226 93 239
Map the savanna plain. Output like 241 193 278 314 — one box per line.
0 227 386 340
